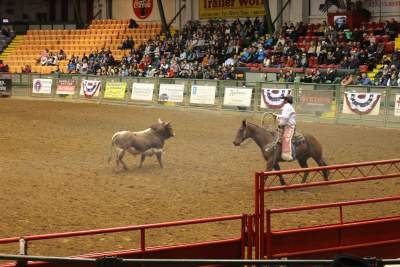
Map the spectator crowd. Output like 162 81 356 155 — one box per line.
28 16 400 85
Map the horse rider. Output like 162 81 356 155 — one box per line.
271 95 296 161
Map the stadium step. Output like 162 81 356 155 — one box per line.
0 35 24 60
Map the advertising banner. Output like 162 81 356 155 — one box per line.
190 85 216 105
56 79 76 95
80 80 101 98
104 82 127 99
0 78 12 96
223 87 253 107
131 83 154 101
132 0 153 19
199 0 265 19
298 90 333 114
159 84 184 103
260 89 291 109
343 92 381 115
32 79 52 94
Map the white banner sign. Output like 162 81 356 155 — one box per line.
223 87 253 107
395 95 400 117
343 92 381 115
260 89 291 109
159 84 184 103
80 80 101 98
32 79 52 94
190 85 216 105
131 83 154 101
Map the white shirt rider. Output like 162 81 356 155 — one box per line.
276 102 296 127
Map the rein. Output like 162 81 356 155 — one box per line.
245 122 280 153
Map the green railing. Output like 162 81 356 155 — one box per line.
9 73 400 128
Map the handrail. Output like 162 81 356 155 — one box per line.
258 159 400 176
0 214 243 244
269 195 400 214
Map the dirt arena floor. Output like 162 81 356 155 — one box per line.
0 98 399 257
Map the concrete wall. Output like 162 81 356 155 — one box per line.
0 0 90 23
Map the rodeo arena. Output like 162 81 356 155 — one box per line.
1 0 400 266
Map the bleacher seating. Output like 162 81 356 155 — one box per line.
4 19 161 74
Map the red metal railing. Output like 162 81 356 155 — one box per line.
254 159 400 258
0 214 252 261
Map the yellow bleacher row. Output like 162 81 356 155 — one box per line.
5 19 162 74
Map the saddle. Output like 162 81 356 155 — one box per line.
272 129 305 146
292 131 305 146
268 129 305 161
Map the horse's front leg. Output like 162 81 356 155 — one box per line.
264 159 275 184
273 163 286 186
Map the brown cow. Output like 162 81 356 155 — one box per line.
108 118 175 170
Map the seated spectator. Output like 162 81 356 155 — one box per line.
358 73 372 85
67 60 76 73
254 45 266 63
1 27 10 37
57 49 66 60
348 55 360 69
38 49 49 65
286 70 295 82
263 56 271 67
387 72 398 86
301 70 314 83
128 19 139 29
22 64 32 73
286 55 295 67
341 74 353 85
325 68 336 83
0 60 9 72
312 69 323 83
276 69 286 82
299 53 308 68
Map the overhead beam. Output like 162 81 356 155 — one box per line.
167 4 186 29
263 0 275 34
272 0 291 26
156 0 170 37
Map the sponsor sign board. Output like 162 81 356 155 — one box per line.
223 87 253 107
158 84 184 103
32 79 52 94
104 82 127 99
190 85 216 105
131 83 154 101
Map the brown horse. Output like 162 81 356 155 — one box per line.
233 120 329 185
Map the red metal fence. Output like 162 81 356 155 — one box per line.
254 159 400 259
0 215 253 267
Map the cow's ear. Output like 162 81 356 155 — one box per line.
166 121 170 125
158 118 162 124
242 120 246 127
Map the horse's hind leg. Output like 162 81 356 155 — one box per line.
298 159 309 183
273 163 286 186
315 158 329 181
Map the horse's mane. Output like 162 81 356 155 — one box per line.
246 121 275 135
